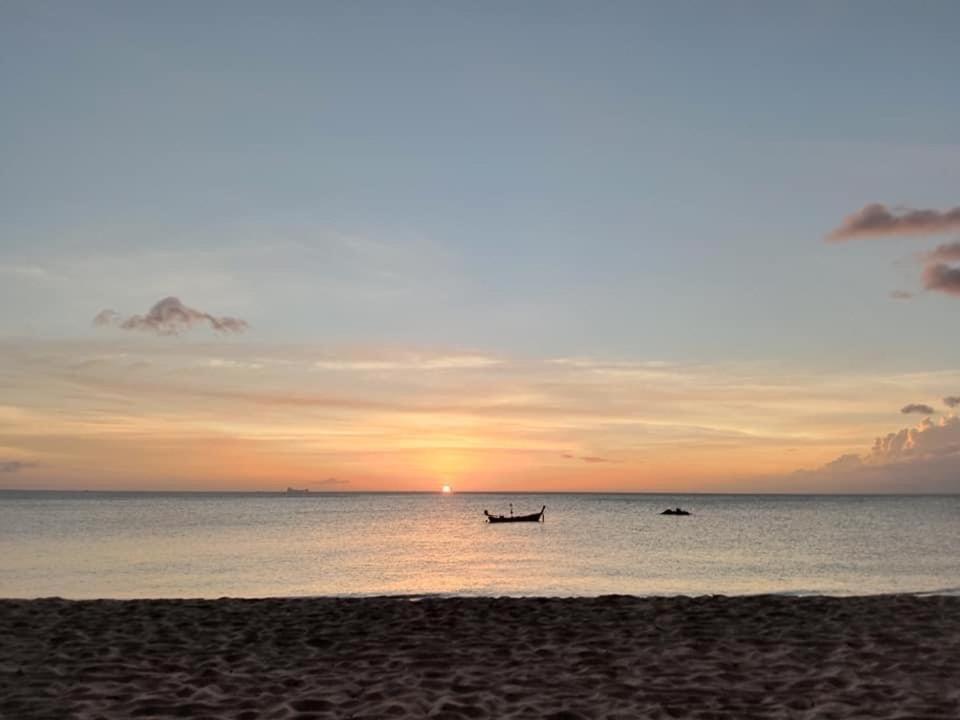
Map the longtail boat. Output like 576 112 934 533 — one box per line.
484 504 545 523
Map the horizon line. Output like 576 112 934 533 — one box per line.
2 488 958 497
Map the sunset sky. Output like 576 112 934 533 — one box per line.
2 2 959 492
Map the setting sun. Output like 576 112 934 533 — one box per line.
441 484 452 494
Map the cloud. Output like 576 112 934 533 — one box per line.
827 205 960 299
900 403 935 415
819 453 863 473
0 460 35 473
922 263 960 296
313 354 501 371
870 415 960 462
562 453 615 463
918 243 960 298
827 203 960 242
0 264 50 280
93 309 121 327
922 241 960 263
94 297 248 336
944 396 960 408
793 415 960 492
205 358 263 370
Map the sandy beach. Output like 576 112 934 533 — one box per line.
1 594 957 719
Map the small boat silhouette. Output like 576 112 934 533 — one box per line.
660 507 690 516
484 504 545 523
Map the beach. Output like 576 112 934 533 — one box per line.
2 595 957 719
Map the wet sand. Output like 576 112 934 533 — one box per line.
1 594 958 719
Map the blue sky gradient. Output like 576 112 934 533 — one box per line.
2 2 959 489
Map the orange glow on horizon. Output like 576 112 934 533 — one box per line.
4 337 947 493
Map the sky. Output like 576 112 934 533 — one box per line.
2 1 960 492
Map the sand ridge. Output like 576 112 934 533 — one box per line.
1 594 958 719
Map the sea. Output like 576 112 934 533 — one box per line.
1 491 958 599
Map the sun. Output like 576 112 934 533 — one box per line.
441 484 453 494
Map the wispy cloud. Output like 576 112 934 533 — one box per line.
889 290 913 300
562 453 616 463
313 353 501 372
205 358 264 370
550 358 672 370
0 264 50 280
944 396 960 408
94 297 248 336
11 336 960 490
900 403 935 415
0 460 35 473
827 203 960 242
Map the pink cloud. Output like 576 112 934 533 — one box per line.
794 415 960 492
827 203 960 242
923 263 960 297
94 297 248 336
922 241 960 263
827 206 960 299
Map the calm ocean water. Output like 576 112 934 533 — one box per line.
1 492 958 599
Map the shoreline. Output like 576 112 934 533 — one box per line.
3 594 958 719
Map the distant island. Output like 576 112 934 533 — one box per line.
285 487 310 495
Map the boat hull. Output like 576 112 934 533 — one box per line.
485 506 545 523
